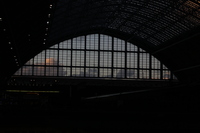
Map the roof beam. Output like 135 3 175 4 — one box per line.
173 64 200 73
152 32 200 55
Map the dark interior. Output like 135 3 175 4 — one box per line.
1 0 200 131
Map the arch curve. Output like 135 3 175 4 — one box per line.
15 34 176 80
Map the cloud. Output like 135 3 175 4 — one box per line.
45 58 57 66
19 58 66 76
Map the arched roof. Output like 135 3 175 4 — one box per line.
1 0 200 85
49 0 200 47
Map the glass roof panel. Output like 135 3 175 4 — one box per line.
48 0 200 47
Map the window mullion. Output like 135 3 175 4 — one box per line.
98 34 100 77
137 46 140 79
70 39 73 77
125 40 127 79
84 35 86 77
111 36 114 78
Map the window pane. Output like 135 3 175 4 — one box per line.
127 42 137 52
46 50 58 66
99 68 112 77
163 64 168 69
22 66 33 75
46 57 57 66
86 68 98 77
25 59 34 65
14 68 21 75
152 56 160 69
100 35 112 50
58 67 66 76
34 66 45 76
127 69 137 78
114 69 125 78
50 44 58 49
34 52 45 65
152 70 161 79
163 70 171 79
114 38 125 51
127 53 137 68
73 36 85 49
45 67 57 76
140 70 149 79
60 40 71 49
72 51 84 66
86 34 98 50
65 67 71 76
100 52 112 67
114 52 125 68
59 50 71 66
140 53 149 69
72 67 84 77
86 51 98 67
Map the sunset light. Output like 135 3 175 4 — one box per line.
14 34 175 80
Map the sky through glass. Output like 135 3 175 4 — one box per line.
15 34 175 80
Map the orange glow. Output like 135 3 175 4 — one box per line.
46 58 57 65
184 1 200 9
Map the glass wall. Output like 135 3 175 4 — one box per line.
14 34 175 80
